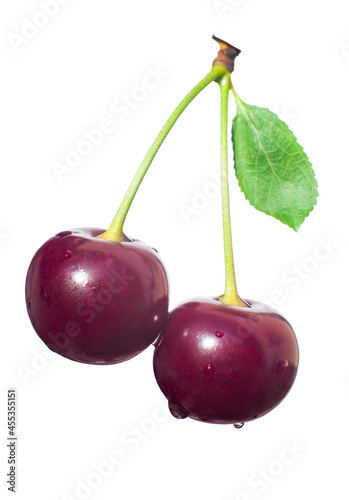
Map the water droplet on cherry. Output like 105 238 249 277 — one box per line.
204 363 215 377
168 402 189 419
233 422 244 429
276 359 289 374
215 330 224 338
63 250 73 260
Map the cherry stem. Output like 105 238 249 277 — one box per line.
99 64 227 242
217 73 246 307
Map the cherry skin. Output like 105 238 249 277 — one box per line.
25 228 169 364
153 297 299 425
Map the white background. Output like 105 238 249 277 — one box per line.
1 0 349 499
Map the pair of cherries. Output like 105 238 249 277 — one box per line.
25 227 298 426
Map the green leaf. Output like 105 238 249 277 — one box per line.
231 95 318 231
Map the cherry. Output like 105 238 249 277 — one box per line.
153 297 298 425
25 228 169 364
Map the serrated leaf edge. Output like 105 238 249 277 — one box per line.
232 99 318 231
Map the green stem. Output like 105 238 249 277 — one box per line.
218 74 246 307
99 64 227 242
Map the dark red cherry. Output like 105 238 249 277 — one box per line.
153 297 298 425
25 228 169 364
